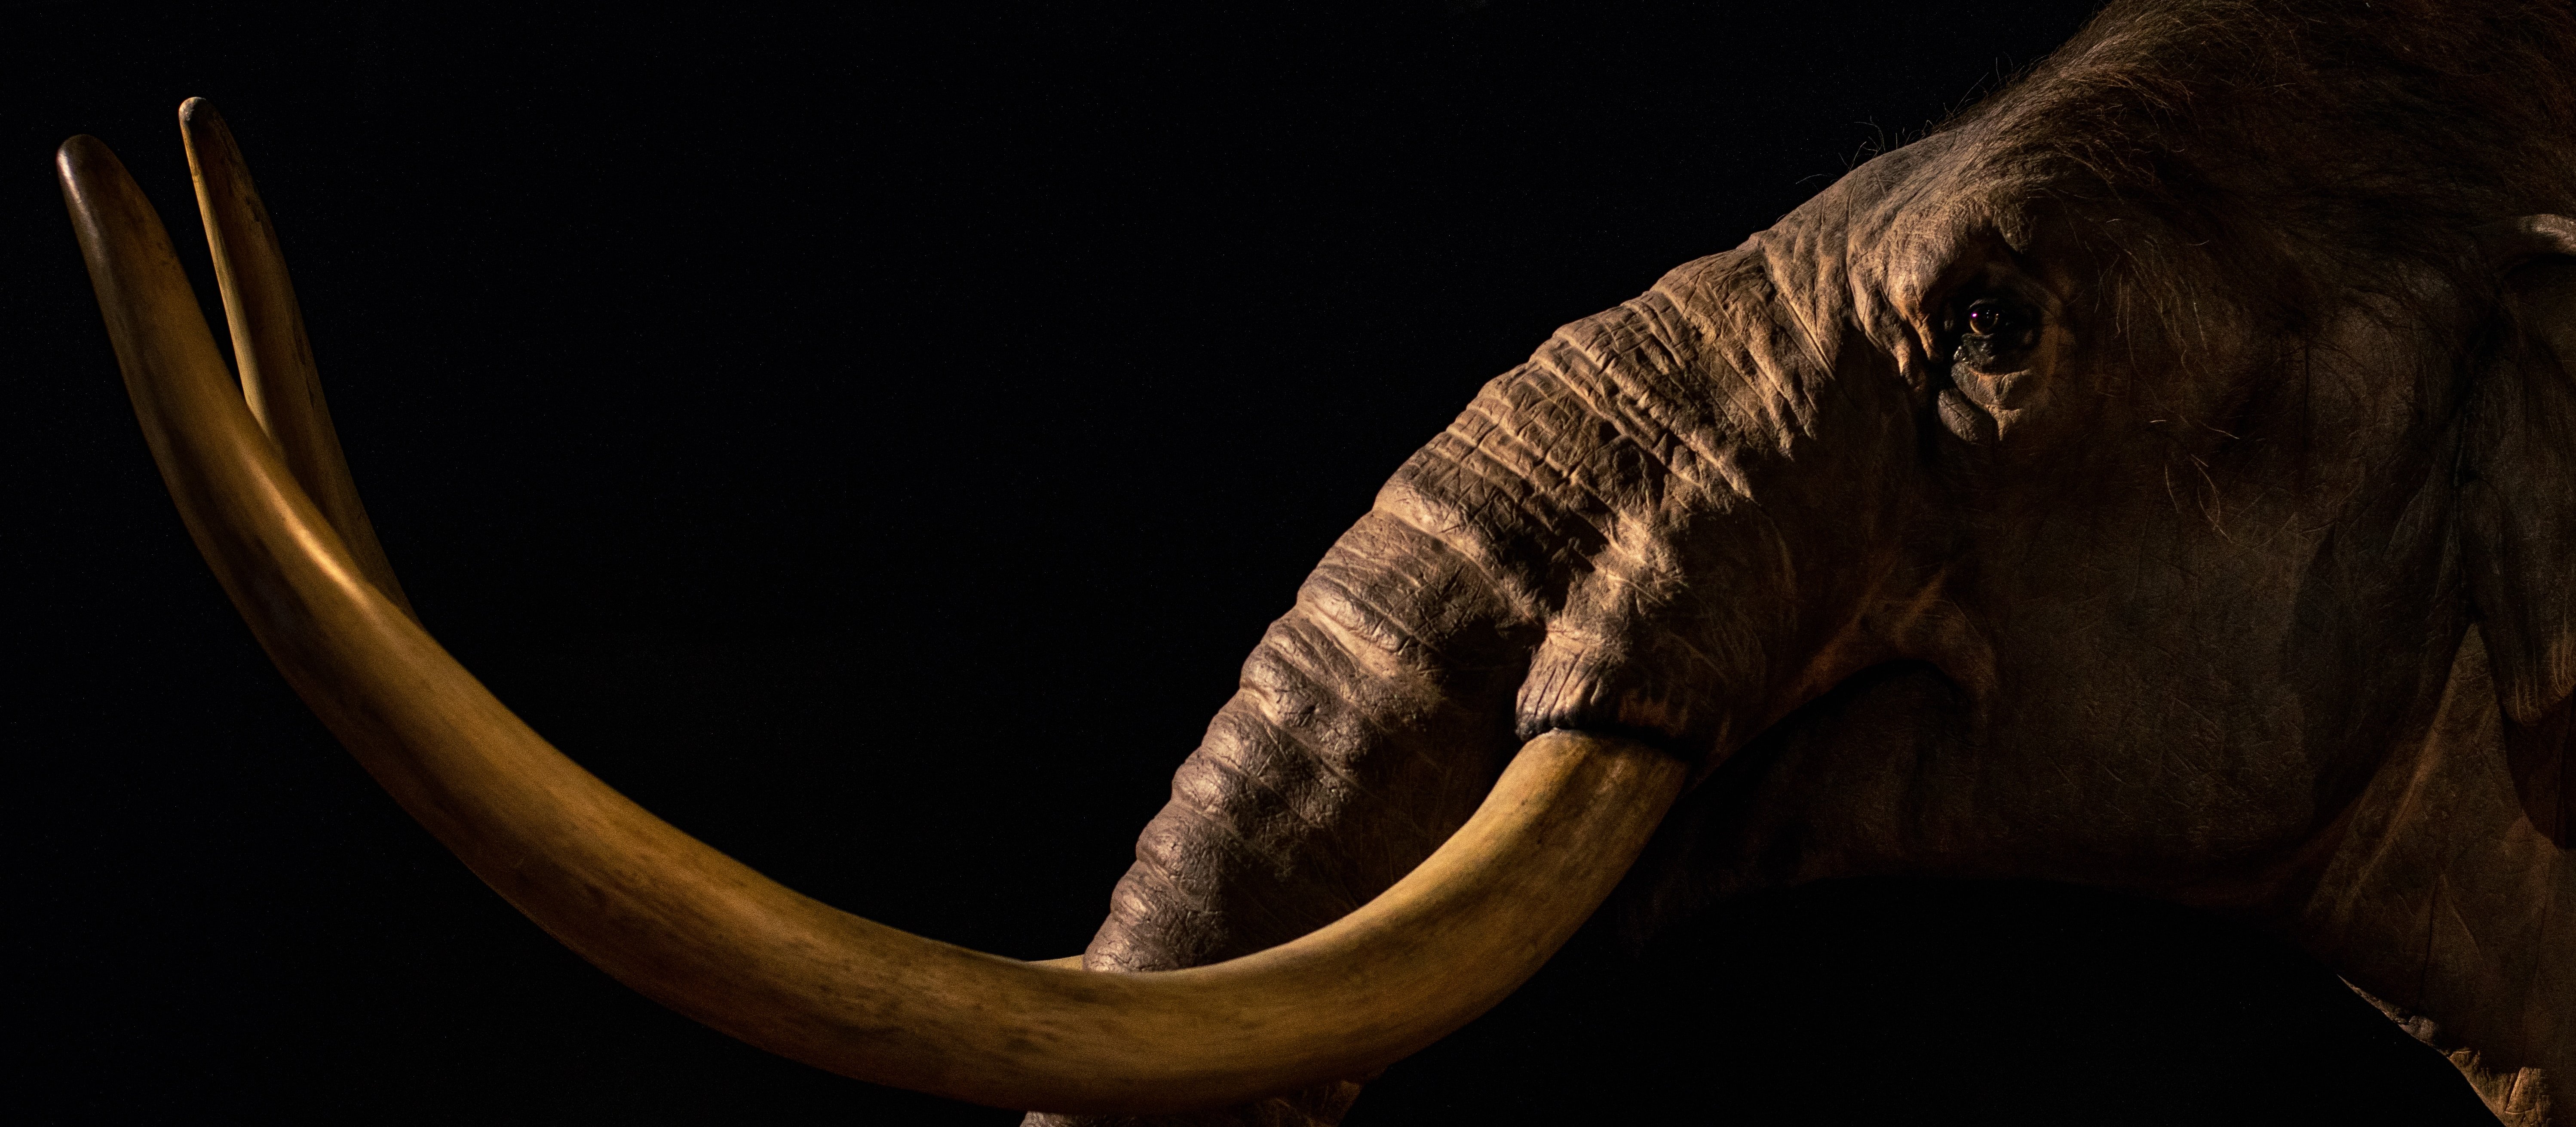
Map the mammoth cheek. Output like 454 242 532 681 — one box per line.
1937 387 1997 444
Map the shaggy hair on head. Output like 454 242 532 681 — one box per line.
1953 0 2576 359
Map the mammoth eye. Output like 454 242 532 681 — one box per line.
1965 301 2012 337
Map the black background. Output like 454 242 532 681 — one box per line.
3 1 2502 1123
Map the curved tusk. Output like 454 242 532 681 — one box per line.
57 123 1688 1115
177 98 412 617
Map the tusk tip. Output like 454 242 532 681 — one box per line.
56 134 114 178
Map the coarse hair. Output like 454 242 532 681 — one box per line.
1953 0 2576 360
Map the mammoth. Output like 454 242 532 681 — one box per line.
51 0 2576 1122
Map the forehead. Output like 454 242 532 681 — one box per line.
1785 110 2447 451
1757 133 2106 363
1810 123 2154 271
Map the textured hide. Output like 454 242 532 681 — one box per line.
1031 2 2576 1123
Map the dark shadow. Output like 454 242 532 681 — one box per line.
1349 878 2499 1125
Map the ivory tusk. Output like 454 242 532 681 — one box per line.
57 115 1688 1115
177 98 412 616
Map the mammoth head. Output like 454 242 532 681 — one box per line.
56 0 2576 1121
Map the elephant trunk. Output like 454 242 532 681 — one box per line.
1048 243 1913 1123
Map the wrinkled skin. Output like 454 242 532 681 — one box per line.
1035 3 2576 1124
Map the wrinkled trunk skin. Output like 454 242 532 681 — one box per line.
1027 243 1921 1126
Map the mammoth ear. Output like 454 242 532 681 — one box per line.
2462 214 2576 848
